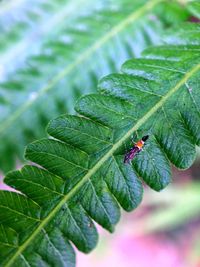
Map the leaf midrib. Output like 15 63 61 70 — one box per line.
5 61 200 267
0 0 163 136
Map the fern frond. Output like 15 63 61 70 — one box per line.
1 22 200 266
0 0 191 172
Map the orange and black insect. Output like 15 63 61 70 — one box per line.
124 135 149 164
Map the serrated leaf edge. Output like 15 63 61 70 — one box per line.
5 60 200 267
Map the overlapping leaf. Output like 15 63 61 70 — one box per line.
0 0 191 172
0 23 200 266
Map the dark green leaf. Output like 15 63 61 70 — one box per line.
0 0 191 172
1 23 200 267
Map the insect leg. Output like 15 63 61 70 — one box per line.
131 136 136 145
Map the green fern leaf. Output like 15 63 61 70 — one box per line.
0 0 191 172
0 23 200 266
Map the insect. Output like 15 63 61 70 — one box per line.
124 135 149 164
